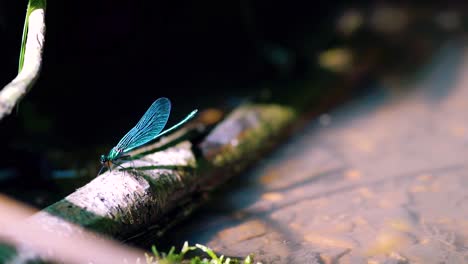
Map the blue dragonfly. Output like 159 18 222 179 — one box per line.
99 97 197 175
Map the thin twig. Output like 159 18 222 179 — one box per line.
0 0 46 121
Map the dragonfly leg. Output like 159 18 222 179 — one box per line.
97 161 112 177
112 160 138 178
97 165 106 176
118 154 132 160
112 162 126 171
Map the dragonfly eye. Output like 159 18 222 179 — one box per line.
100 155 107 163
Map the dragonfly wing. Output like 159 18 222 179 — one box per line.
116 97 171 152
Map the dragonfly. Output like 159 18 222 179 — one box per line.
99 97 198 175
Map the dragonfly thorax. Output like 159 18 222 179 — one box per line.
108 147 124 161
100 147 123 164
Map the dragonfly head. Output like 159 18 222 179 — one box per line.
98 154 112 175
100 154 108 164
100 154 114 172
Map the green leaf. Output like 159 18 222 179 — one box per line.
243 255 252 264
151 245 160 259
195 244 219 261
190 256 202 264
181 241 197 257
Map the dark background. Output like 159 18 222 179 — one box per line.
0 1 344 204
0 1 462 205
0 1 339 147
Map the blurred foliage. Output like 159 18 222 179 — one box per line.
146 242 255 264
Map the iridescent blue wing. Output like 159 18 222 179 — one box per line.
116 97 171 152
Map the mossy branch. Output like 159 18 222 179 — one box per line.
44 103 295 240
4 103 295 262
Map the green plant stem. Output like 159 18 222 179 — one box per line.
19 0 47 72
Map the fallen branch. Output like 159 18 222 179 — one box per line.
3 103 295 262
0 0 46 121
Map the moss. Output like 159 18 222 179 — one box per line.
211 104 296 168
145 242 257 264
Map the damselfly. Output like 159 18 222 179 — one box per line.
99 97 197 174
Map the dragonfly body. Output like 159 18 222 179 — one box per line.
99 147 124 171
99 97 197 174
